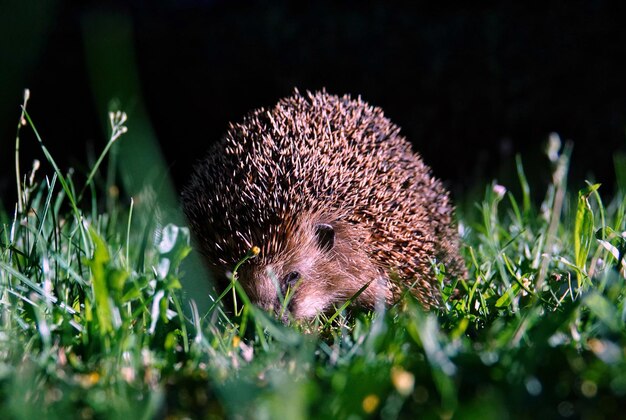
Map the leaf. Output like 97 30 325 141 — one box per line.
406 308 458 411
597 240 621 261
495 283 521 308
597 236 626 276
149 290 165 334
515 154 531 215
107 267 128 294
574 184 600 275
86 227 113 334
156 224 192 278
584 292 622 332
121 284 141 302
121 275 149 303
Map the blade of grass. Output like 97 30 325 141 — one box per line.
21 108 91 255
15 89 30 214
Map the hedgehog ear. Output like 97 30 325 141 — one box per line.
315 223 335 252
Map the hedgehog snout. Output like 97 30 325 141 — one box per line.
243 264 303 318
254 257 332 320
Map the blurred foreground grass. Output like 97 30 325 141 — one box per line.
1 100 625 419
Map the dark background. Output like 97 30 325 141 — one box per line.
2 0 626 208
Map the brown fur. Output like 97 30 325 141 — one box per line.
182 90 465 319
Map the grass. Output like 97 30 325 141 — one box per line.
1 96 626 419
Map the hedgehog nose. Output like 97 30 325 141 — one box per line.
272 295 296 324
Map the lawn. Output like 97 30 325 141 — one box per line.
1 96 625 419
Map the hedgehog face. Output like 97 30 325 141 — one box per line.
236 218 388 320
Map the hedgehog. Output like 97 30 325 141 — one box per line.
182 90 465 320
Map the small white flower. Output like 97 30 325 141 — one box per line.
493 184 507 199
547 132 561 162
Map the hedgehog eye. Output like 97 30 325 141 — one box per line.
282 271 301 289
315 223 335 252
